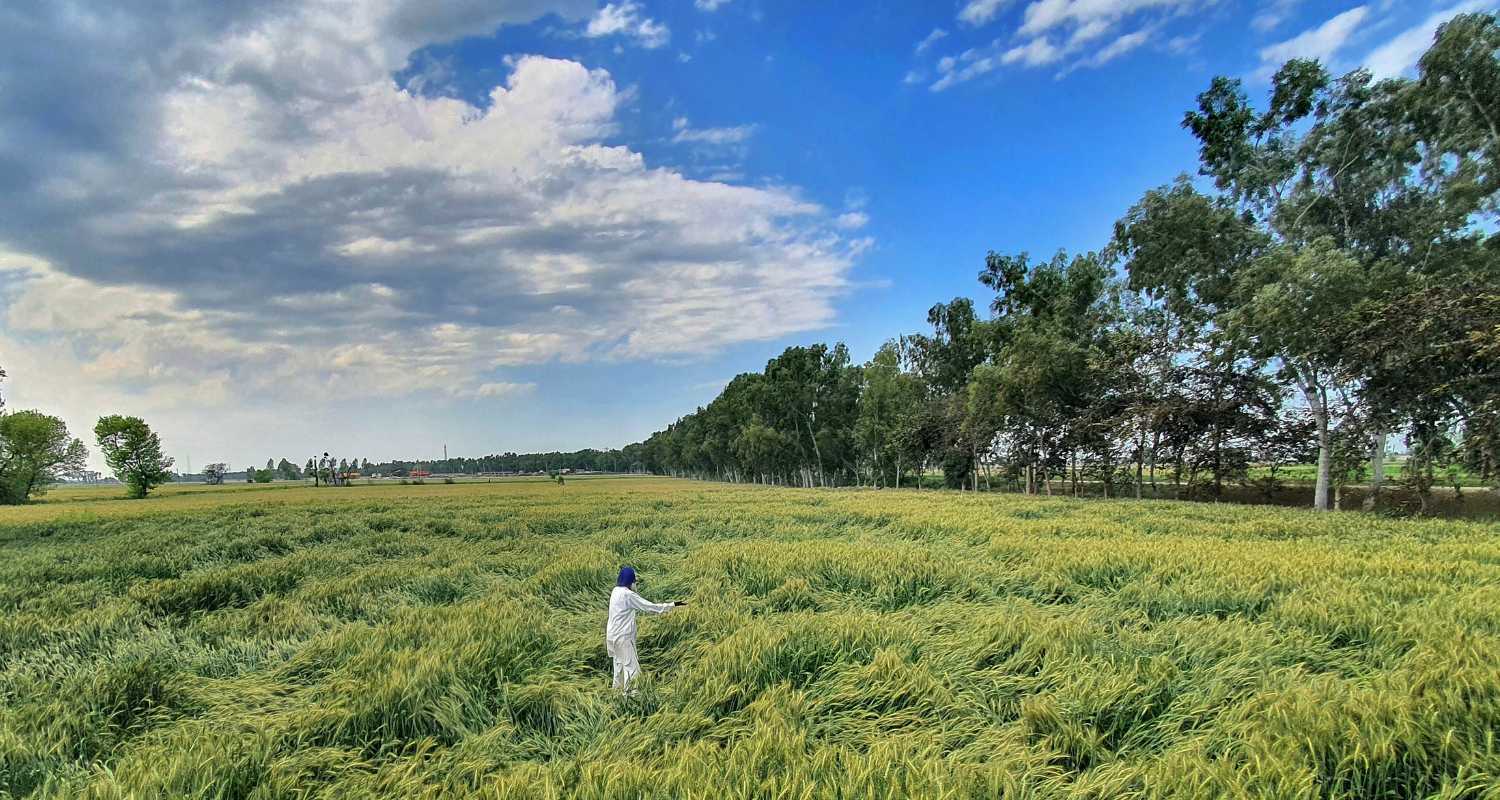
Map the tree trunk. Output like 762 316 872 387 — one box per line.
803 415 824 488
1148 431 1159 499
1209 371 1224 499
1134 430 1144 500
1300 370 1332 512
1363 432 1385 511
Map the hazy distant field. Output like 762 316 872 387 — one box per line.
3 478 1499 798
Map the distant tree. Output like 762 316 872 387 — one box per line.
856 341 923 488
907 299 994 489
202 463 227 485
0 410 87 504
908 298 990 395
276 458 299 480
252 468 274 484
94 415 173 499
762 343 860 487
265 458 275 472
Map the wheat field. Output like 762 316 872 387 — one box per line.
2 478 1498 799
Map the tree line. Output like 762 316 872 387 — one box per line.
214 450 645 485
630 15 1500 513
357 450 643 477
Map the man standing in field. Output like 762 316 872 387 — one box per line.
605 566 677 693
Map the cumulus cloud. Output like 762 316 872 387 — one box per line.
585 2 670 48
0 1 864 456
695 0 732 10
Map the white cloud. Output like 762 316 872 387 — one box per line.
930 0 1202 88
1067 18 1114 47
1363 0 1492 79
1258 5 1370 75
671 117 758 145
1003 37 1064 66
835 212 869 230
695 0 732 10
471 382 538 399
1018 0 1195 38
902 69 926 85
1166 32 1201 54
932 53 1000 91
1252 0 1303 32
960 0 1010 27
1086 28 1152 66
0 0 867 461
916 28 950 54
585 2 670 48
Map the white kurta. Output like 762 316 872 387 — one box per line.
605 586 673 691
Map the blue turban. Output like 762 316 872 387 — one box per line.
617 566 637 587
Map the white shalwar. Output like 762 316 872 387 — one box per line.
605 586 674 692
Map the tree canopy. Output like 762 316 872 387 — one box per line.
95 415 174 499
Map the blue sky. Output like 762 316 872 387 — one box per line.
0 0 1488 471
